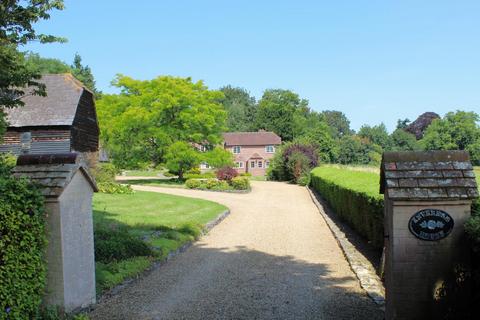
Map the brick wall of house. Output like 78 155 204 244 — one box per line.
228 145 277 176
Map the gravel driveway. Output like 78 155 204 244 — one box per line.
90 181 383 320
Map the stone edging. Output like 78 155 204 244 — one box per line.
306 186 385 306
94 209 231 304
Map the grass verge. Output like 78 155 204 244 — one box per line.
92 191 227 293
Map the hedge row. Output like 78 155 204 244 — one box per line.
310 166 384 248
0 157 47 319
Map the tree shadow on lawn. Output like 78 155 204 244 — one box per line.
90 245 384 320
310 191 382 272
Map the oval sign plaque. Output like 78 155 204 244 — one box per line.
408 209 454 241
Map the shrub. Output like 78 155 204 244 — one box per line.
184 172 215 179
186 167 201 175
163 171 175 177
240 172 252 177
216 167 238 181
92 163 118 184
205 178 220 189
231 176 250 190
268 141 319 184
97 182 134 194
0 158 47 319
210 180 231 191
185 179 202 189
94 226 153 263
310 166 384 248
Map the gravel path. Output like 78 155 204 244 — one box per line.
90 181 383 320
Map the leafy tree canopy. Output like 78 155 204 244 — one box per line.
97 75 226 168
358 123 391 150
165 141 201 179
203 146 234 169
24 52 100 96
422 110 480 164
255 89 308 141
390 129 420 151
219 86 256 132
320 110 353 138
337 135 382 165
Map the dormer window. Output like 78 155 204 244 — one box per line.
233 146 241 154
265 145 275 153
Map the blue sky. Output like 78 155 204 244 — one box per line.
25 0 480 132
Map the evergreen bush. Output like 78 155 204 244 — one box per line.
0 156 47 319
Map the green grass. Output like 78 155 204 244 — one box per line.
93 191 227 293
95 257 153 292
123 178 186 189
122 170 165 177
94 191 226 227
310 166 382 200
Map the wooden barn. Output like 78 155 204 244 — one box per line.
0 74 99 159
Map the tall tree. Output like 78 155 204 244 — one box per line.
421 111 480 164
390 129 421 151
219 86 256 132
337 135 382 165
0 0 64 138
24 52 100 96
97 75 226 168
320 110 353 138
255 89 308 141
71 53 100 96
25 52 70 74
358 123 391 150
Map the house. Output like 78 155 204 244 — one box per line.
0 74 99 165
223 130 281 176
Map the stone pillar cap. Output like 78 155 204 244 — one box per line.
380 150 478 200
13 153 98 197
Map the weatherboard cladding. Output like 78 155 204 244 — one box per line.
1 74 99 154
380 151 479 200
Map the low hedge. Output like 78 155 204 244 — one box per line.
310 166 384 248
185 177 250 191
0 157 47 319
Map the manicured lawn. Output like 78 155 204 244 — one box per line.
122 170 165 177
249 175 267 181
123 178 185 189
93 191 227 293
94 191 227 227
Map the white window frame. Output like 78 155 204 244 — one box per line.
258 160 263 168
235 161 243 168
232 146 241 154
265 161 270 168
265 145 275 153
250 161 255 168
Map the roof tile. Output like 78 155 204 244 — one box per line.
223 131 281 146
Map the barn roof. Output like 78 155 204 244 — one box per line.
380 151 478 201
5 74 92 128
223 131 281 147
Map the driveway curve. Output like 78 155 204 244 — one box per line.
90 181 383 320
